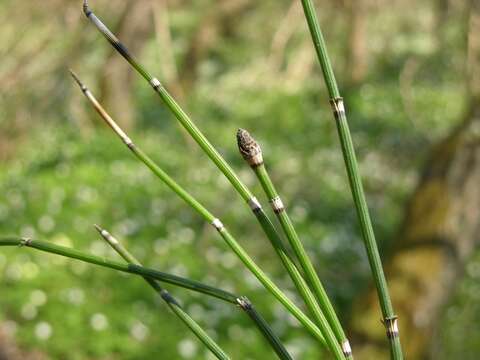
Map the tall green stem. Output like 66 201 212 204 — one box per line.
80 3 332 344
70 71 346 357
93 225 230 360
299 1 403 358
237 129 352 359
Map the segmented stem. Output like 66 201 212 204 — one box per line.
0 238 238 303
237 129 352 359
80 5 333 350
3 233 292 359
94 225 230 360
300 1 403 358
70 72 343 355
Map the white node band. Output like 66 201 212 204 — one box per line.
341 340 352 356
211 218 224 231
385 317 399 338
270 196 285 213
248 197 262 212
150 78 162 89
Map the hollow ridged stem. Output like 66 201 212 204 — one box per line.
94 225 230 360
299 1 403 358
253 206 340 342
0 238 238 303
237 129 352 359
70 73 345 357
2 235 291 359
80 4 328 344
96 227 291 360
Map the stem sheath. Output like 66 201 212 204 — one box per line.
299 1 403 358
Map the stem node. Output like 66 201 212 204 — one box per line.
83 0 92 17
211 218 225 232
329 97 346 119
269 196 285 214
383 316 400 339
248 196 262 213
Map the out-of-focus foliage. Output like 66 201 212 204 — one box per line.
0 0 478 358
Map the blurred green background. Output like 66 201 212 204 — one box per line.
1 0 479 359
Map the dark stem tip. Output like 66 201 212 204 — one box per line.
236 128 262 161
69 69 88 92
83 0 92 16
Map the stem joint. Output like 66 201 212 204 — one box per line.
269 196 285 214
382 315 399 339
329 97 346 120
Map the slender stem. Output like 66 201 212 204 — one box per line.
1 236 291 359
80 4 326 346
69 72 342 356
237 297 292 360
94 225 230 360
253 206 338 339
82 0 250 201
0 238 237 303
237 129 353 359
299 1 403 358
96 226 292 360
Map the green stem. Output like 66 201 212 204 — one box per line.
2 235 292 359
237 129 352 359
80 4 331 348
94 225 230 360
237 297 292 360
0 238 237 303
70 72 341 356
299 1 403 358
96 226 292 360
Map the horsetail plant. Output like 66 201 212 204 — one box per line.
237 129 353 359
80 1 344 342
0 236 291 358
300 1 403 358
69 71 348 359
95 225 292 360
93 225 231 360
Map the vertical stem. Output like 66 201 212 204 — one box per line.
299 1 403 358
237 129 353 359
94 225 230 360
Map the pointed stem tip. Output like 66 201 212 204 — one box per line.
93 224 103 234
93 224 112 242
83 0 92 16
236 129 263 167
69 69 87 92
